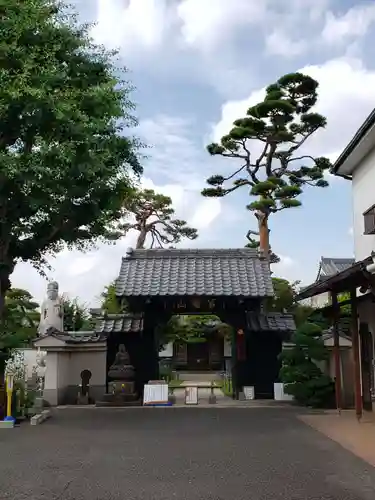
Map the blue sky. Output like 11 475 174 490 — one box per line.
12 0 375 305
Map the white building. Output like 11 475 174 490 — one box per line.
333 109 375 261
298 109 375 412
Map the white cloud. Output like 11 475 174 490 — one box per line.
348 226 354 237
177 0 266 51
265 30 306 58
322 4 375 45
91 0 172 51
272 255 301 283
212 58 375 167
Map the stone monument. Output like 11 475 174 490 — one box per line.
96 344 140 407
38 281 64 336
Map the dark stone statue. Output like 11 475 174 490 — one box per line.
96 344 140 407
108 344 135 382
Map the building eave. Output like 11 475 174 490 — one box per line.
333 108 375 177
296 257 373 300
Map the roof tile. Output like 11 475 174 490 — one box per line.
94 314 143 334
246 312 296 333
115 248 273 298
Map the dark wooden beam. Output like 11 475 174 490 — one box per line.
331 291 342 411
350 287 363 419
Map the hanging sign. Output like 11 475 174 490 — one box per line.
185 386 198 405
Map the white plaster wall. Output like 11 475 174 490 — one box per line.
68 351 107 386
57 352 70 389
352 148 375 260
311 292 330 309
159 342 173 358
44 352 58 391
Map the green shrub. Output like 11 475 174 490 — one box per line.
279 322 335 408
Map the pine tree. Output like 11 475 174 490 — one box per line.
279 322 334 407
120 189 198 249
202 73 331 258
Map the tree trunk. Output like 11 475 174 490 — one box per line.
256 211 270 259
136 228 147 249
0 265 11 322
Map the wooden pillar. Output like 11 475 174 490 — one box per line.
231 327 239 400
331 290 342 411
350 288 362 419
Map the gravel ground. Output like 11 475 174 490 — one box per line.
1 407 375 500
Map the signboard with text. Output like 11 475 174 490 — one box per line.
143 383 169 405
185 386 198 405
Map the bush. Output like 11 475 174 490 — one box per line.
279 322 335 408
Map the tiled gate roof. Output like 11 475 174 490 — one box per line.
115 248 274 298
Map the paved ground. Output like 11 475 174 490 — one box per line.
301 410 375 467
2 408 375 500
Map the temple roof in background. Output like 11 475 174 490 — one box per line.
115 248 274 298
316 257 355 282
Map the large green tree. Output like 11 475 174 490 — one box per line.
0 288 39 371
0 0 142 317
202 73 331 258
120 189 198 249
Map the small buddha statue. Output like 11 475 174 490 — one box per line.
97 344 139 405
108 344 135 382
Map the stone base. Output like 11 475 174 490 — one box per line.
30 410 51 426
77 394 89 405
0 420 15 429
108 380 135 396
96 398 142 408
208 393 217 404
96 392 140 407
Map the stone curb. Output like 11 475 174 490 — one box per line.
0 420 15 429
30 409 51 426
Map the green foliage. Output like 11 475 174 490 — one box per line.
158 315 232 350
202 72 331 236
0 288 39 371
279 322 334 407
119 189 198 249
0 0 142 314
100 281 124 314
62 296 91 331
269 278 313 327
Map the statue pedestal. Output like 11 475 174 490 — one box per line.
96 344 141 407
110 380 135 396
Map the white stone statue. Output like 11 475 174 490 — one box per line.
38 281 64 336
35 348 47 393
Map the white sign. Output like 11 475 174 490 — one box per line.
274 383 294 401
6 374 14 392
243 386 255 400
143 383 169 405
185 386 198 405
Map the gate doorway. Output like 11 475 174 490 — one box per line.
187 342 209 370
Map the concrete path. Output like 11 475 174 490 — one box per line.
1 407 375 499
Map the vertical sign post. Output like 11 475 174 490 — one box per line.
5 374 15 422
